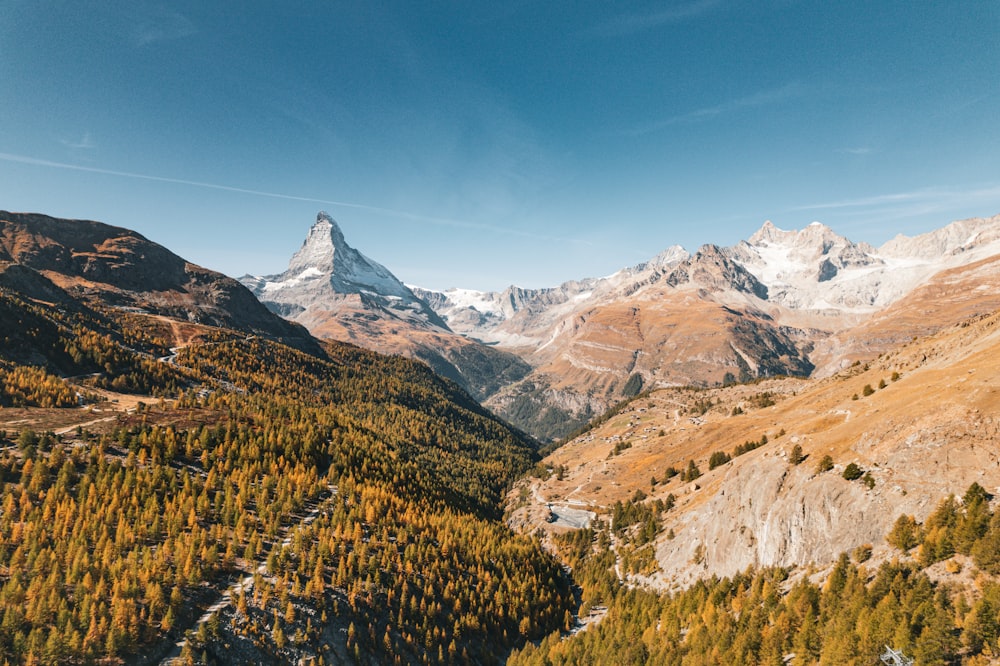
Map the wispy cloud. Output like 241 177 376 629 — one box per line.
0 151 590 246
59 132 97 150
621 82 805 136
836 146 874 155
789 184 1000 228
791 185 1000 213
587 0 724 37
130 6 196 47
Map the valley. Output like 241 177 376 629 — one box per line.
2 210 1000 664
6 2 998 663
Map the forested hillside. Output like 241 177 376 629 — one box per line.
0 286 573 664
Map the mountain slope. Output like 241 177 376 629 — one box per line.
0 210 319 354
241 213 531 401
511 306 1000 588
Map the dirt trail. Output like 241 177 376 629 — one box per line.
54 415 118 435
158 485 337 665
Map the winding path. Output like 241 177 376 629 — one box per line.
158 485 337 665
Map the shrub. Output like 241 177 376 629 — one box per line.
816 455 834 474
789 444 804 465
842 462 864 481
852 543 872 563
862 384 875 397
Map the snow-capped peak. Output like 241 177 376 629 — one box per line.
647 245 689 269
880 216 1000 260
240 212 447 329
747 220 783 245
747 219 840 252
286 211 346 274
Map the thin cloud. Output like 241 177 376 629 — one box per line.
789 184 1000 224
587 0 724 37
59 132 97 150
622 82 805 136
836 147 874 155
0 151 591 246
791 185 1000 212
130 7 196 47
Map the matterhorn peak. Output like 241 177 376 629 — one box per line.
287 212 347 274
314 211 344 238
241 211 445 327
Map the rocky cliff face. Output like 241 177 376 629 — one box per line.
664 244 770 298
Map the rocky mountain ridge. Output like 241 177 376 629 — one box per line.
416 215 1000 439
428 216 1000 336
237 211 1000 441
0 210 320 354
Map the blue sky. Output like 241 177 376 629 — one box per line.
2 1 999 291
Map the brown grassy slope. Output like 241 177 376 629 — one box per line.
0 211 320 353
511 309 1000 588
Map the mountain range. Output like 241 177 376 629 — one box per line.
4 206 1000 664
243 211 1000 441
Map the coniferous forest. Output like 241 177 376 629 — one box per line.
0 289 573 663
